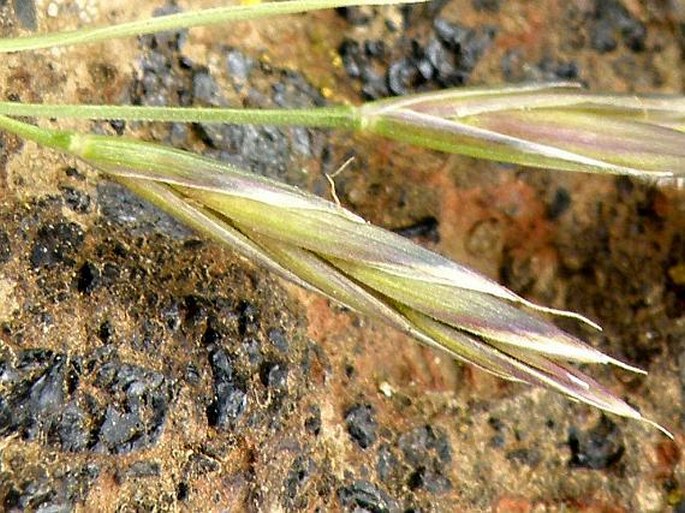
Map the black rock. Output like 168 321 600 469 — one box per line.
177 481 190 501
259 361 288 390
6 354 67 440
206 347 247 429
238 300 260 337
98 405 144 451
206 383 247 429
506 448 542 468
117 460 161 482
472 0 500 12
13 0 37 30
226 48 254 86
267 328 289 353
590 0 647 54
76 262 100 294
345 403 378 449
51 401 90 452
192 69 225 106
304 405 321 436
60 185 91 213
93 361 171 454
568 416 625 469
407 466 452 493
376 444 400 483
336 6 372 26
398 425 451 467
548 187 572 219
397 424 453 493
96 182 192 239
30 222 84 269
0 229 11 264
284 455 315 505
338 480 399 513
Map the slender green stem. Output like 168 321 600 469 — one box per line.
0 114 73 150
0 102 361 130
0 0 426 53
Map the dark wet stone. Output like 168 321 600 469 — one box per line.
271 69 326 109
339 39 365 79
242 338 263 368
345 403 377 449
208 347 234 383
568 416 625 469
259 361 288 390
337 480 399 513
76 262 100 294
13 0 37 31
490 433 506 448
30 222 84 269
0 229 11 264
3 474 55 511
0 358 19 384
387 58 424 96
338 39 390 99
62 464 100 505
0 395 12 433
59 186 91 213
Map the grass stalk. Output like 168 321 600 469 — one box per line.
0 113 669 435
0 0 427 53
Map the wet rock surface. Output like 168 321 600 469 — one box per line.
1 1 685 512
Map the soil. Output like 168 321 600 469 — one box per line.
1 0 685 512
